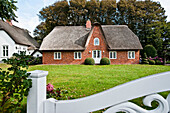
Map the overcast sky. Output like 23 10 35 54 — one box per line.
12 0 170 36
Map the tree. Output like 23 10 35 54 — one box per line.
34 0 168 57
0 0 18 21
69 0 87 25
34 0 69 44
100 0 116 24
143 45 157 58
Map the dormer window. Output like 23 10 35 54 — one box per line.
94 38 99 46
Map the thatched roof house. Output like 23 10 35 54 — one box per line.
0 20 39 48
0 20 41 60
40 21 143 64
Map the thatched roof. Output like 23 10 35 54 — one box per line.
40 24 143 51
0 20 39 48
102 25 143 50
40 26 90 50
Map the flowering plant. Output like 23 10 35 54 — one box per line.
46 83 68 100
148 56 163 65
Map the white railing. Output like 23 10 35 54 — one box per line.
27 70 170 113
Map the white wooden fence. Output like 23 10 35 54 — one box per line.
27 70 170 113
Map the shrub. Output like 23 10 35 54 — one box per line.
148 60 155 65
0 52 32 112
141 58 149 64
143 52 147 58
84 58 95 65
155 60 163 65
27 56 42 65
143 45 157 58
166 61 170 64
100 57 110 65
46 83 68 100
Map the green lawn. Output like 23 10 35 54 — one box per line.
1 64 170 112
28 64 170 99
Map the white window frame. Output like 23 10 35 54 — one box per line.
94 38 99 46
54 52 61 60
109 51 117 59
128 51 135 59
2 45 9 57
74 52 81 59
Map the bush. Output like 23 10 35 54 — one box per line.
155 60 163 65
148 60 155 65
84 58 95 65
100 57 110 65
143 45 157 58
0 52 32 112
141 58 149 64
166 61 170 64
27 56 42 65
46 83 68 100
143 53 147 58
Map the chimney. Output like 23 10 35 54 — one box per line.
86 20 91 30
6 20 13 26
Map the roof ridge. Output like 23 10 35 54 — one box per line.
101 25 128 27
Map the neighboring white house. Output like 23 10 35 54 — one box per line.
31 50 42 58
0 20 41 61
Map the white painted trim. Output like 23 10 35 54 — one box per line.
94 38 99 46
54 52 61 60
85 27 94 47
109 51 117 59
128 51 135 59
74 52 82 59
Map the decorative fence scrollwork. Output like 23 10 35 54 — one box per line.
104 94 169 113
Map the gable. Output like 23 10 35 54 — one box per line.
0 20 39 48
85 25 108 50
0 30 15 46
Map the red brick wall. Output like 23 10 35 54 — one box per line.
42 25 140 64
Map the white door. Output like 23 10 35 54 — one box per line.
92 50 101 64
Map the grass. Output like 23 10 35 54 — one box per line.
1 64 170 112
28 64 170 98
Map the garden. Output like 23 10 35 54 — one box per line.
0 52 169 112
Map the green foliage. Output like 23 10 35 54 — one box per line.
148 60 155 65
84 58 95 65
0 0 18 21
100 57 110 65
141 58 149 64
46 83 68 100
166 61 170 64
27 56 42 65
155 60 163 65
143 45 157 58
143 53 147 59
0 52 32 112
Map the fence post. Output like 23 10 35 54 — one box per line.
27 70 48 113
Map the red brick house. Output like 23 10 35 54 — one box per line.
40 21 143 64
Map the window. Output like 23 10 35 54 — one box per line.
74 52 81 59
54 52 61 59
94 38 99 45
2 45 9 57
109 51 117 59
128 51 135 59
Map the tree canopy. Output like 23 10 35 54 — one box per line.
0 0 18 21
34 0 169 58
